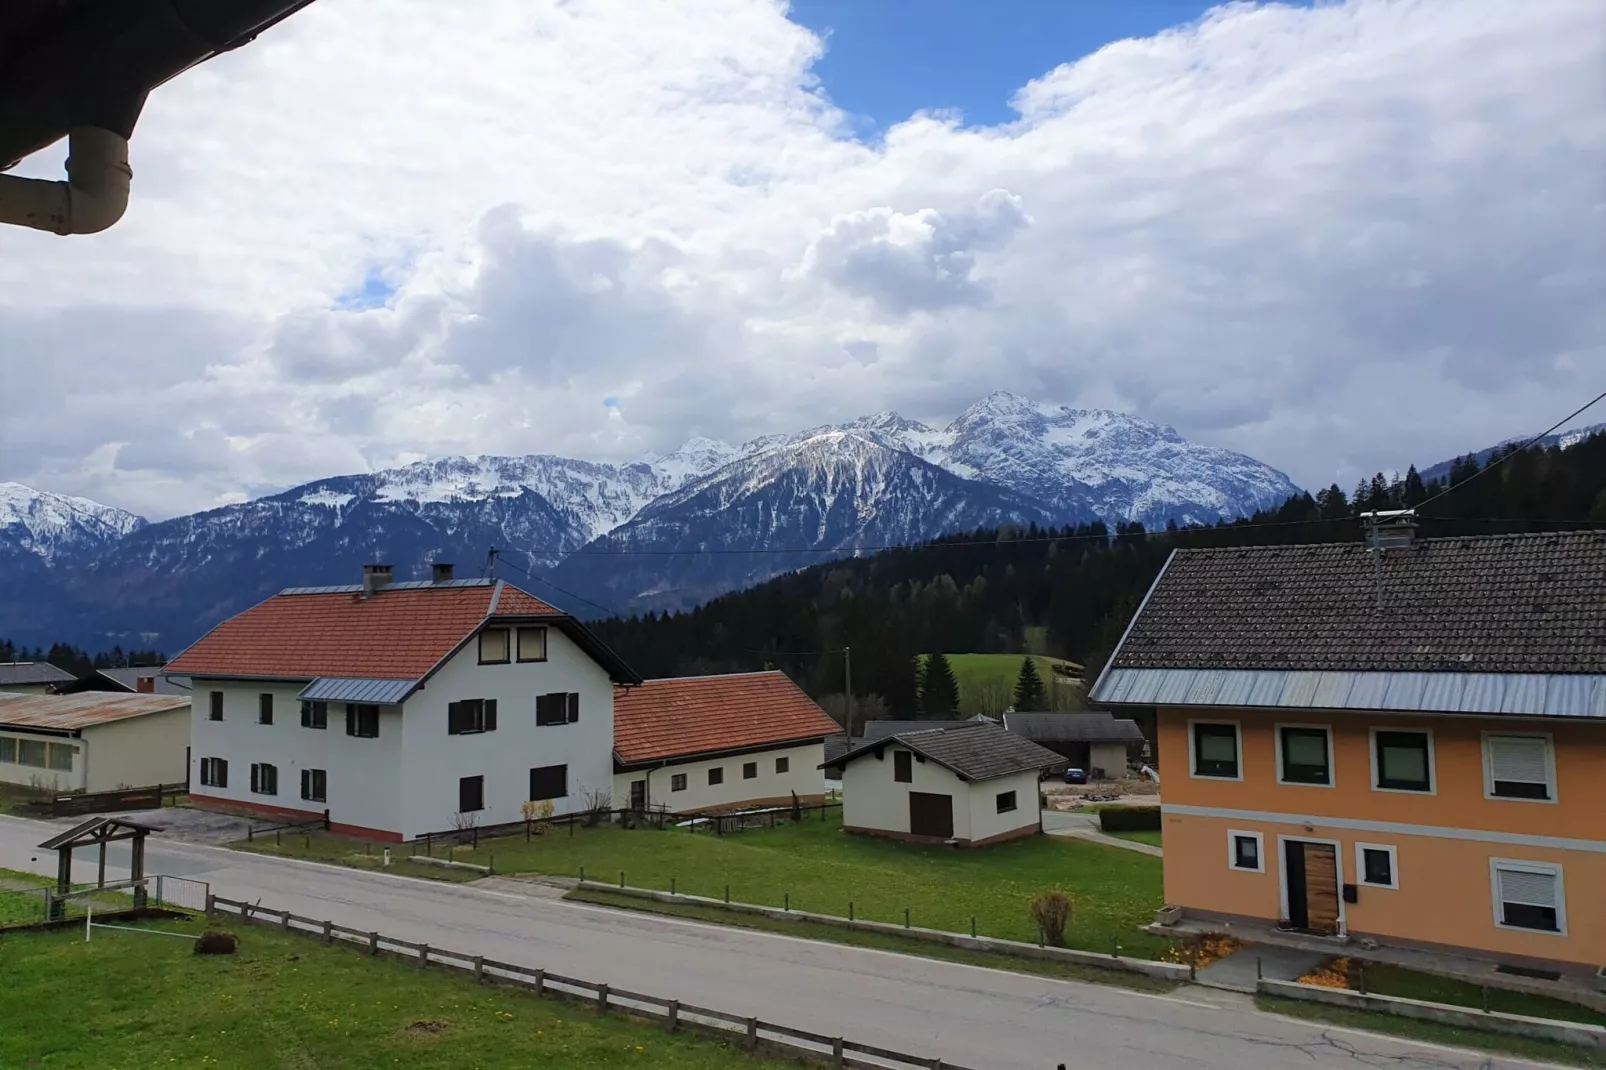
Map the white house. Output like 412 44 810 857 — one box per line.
164 565 640 841
612 671 841 814
830 722 1061 847
0 690 190 792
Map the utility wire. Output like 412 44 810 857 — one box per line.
494 553 625 619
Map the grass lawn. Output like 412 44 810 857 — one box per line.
1107 830 1163 848
0 915 809 1070
920 653 1083 713
0 866 50 926
242 812 1171 959
1258 995 1606 1068
1349 962 1606 1026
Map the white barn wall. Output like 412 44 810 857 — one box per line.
841 744 974 842
81 708 189 792
614 740 827 814
964 769 1042 843
0 728 82 792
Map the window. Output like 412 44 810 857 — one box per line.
1278 726 1333 786
537 692 579 726
346 704 380 738
1357 844 1397 889
250 762 278 795
300 700 328 729
199 757 228 788
478 628 510 664
529 764 567 801
893 750 913 783
0 737 14 763
708 766 724 786
258 693 274 725
1484 734 1555 802
459 775 485 813
47 743 74 771
301 768 327 803
775 756 789 774
671 773 687 792
447 698 498 735
996 790 1018 814
517 626 548 662
1228 830 1263 872
1190 721 1241 779
209 691 223 721
742 762 758 780
1373 730 1432 793
1491 860 1565 934
18 739 46 767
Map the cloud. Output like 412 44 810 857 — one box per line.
0 0 1600 518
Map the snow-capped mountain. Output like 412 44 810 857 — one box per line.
1419 420 1606 485
0 483 145 564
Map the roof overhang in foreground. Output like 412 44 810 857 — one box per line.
1093 667 1606 720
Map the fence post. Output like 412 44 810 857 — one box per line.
849 901 854 922
419 944 429 969
784 892 789 912
832 1038 844 1068
473 955 485 983
619 870 625 889
970 917 976 938
1358 962 1367 995
488 854 494 876
904 907 910 929
579 865 586 884
1256 956 1263 981
666 1000 680 1032
275 829 281 846
1481 986 1490 1013
746 1017 758 1051
368 932 379 956
205 892 215 917
725 884 730 904
281 908 290 931
597 983 610 1012
534 969 546 997
670 876 676 896
322 919 333 944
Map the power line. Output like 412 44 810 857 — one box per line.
494 554 625 619
1415 388 1606 513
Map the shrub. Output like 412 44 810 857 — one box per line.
1029 890 1072 947
1098 806 1160 833
194 930 238 956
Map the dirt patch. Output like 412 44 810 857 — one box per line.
400 1020 449 1039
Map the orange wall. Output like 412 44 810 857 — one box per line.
1157 708 1606 965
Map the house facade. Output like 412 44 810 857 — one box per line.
165 567 639 841
0 691 190 792
1092 528 1606 969
612 672 839 814
832 722 1060 846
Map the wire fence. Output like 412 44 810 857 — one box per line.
407 802 843 856
208 893 977 1070
0 874 212 928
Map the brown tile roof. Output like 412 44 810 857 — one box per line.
613 672 842 765
1112 530 1606 675
0 690 189 730
162 578 643 684
832 721 1062 781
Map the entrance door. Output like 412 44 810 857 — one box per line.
629 779 646 811
1284 840 1340 934
908 792 954 838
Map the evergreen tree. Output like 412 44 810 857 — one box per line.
919 652 960 717
1012 657 1046 711
1402 465 1427 507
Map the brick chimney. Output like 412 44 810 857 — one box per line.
136 675 154 693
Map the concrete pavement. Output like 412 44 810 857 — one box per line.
0 814 1570 1070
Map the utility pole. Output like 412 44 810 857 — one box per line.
842 646 853 742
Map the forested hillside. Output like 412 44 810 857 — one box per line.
593 432 1606 717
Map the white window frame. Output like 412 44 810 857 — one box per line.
1481 732 1558 805
1489 858 1567 936
1227 829 1264 873
1355 842 1399 889
1187 719 1244 782
1368 727 1435 795
1274 723 1336 789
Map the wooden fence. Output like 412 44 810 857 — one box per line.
51 782 188 818
208 893 972 1070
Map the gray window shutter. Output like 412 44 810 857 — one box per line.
1498 868 1557 909
1488 737 1548 785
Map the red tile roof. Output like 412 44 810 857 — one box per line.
166 580 563 681
613 671 842 765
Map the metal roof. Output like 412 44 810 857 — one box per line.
298 677 418 705
1094 668 1606 720
0 690 190 730
1001 712 1147 743
0 661 75 686
279 578 496 595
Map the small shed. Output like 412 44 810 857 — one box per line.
0 690 191 792
826 722 1061 847
1001 712 1145 778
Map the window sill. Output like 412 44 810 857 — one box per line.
1189 771 1243 782
1494 921 1566 937
1486 791 1557 805
1276 778 1335 789
1372 784 1433 795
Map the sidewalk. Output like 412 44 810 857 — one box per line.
1042 811 1162 857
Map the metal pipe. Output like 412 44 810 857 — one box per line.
0 126 131 235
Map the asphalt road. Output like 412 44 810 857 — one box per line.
0 814 1568 1070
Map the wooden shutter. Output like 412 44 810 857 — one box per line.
566 693 579 723
447 701 462 735
484 699 498 731
301 768 311 799
1488 736 1549 785
346 704 356 736
250 763 260 793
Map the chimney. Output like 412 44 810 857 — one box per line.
1361 509 1417 550
136 675 154 693
432 562 455 584
361 563 394 599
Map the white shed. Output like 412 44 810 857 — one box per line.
0 690 190 793
829 722 1061 847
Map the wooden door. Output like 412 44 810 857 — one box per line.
1300 843 1341 934
908 792 954 838
629 779 646 811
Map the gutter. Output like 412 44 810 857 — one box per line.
0 126 132 235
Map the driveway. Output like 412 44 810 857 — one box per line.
0 814 1569 1070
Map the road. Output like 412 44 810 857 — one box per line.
0 814 1566 1070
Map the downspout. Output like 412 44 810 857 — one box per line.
0 125 133 235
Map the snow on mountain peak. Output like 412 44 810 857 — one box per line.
0 482 145 562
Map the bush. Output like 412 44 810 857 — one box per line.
1029 891 1072 947
1098 806 1160 833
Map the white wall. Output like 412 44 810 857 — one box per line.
840 744 973 841
614 740 827 814
82 708 189 792
397 625 615 839
0 728 83 792
964 769 1042 843
189 679 404 836
1089 742 1129 780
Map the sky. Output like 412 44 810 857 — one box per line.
0 0 1602 520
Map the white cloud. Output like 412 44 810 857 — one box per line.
0 0 1601 517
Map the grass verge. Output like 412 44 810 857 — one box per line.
0 914 811 1070
1257 995 1606 1068
1341 962 1606 1026
1106 830 1163 848
566 887 1178 994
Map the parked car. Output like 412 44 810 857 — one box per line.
1063 767 1088 785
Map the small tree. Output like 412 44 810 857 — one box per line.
1012 657 1047 711
450 809 481 848
920 653 960 717
1030 890 1072 947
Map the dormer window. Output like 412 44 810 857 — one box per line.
478 628 510 665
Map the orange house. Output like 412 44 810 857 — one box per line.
1092 528 1606 972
